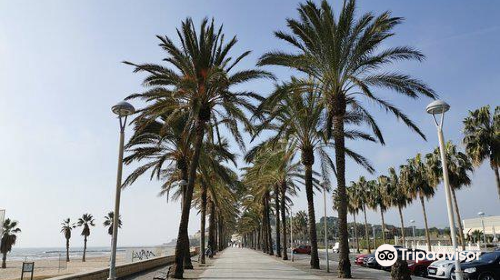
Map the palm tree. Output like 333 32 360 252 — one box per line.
125 18 271 278
254 87 344 268
370 176 391 243
463 105 500 199
431 141 473 249
77 213 95 262
354 177 372 253
258 1 435 276
1 218 21 269
103 211 122 237
401 154 436 251
60 218 75 262
388 167 411 245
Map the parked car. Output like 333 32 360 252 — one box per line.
355 254 369 265
293 245 311 254
407 258 434 277
363 253 381 269
427 251 483 279
452 251 500 280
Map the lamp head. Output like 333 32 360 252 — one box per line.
426 100 450 115
112 101 135 117
478 211 485 217
410 219 415 224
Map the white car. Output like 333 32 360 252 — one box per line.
427 251 482 279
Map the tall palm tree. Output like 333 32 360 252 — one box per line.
370 176 391 243
60 218 75 262
1 218 21 269
388 167 411 245
77 213 95 262
258 1 435 276
255 87 352 268
125 18 272 278
103 211 123 237
431 141 473 249
354 177 372 253
463 105 500 199
401 154 436 251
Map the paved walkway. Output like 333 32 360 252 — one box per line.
199 247 322 280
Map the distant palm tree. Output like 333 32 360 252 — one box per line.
353 177 372 253
103 211 122 236
432 141 473 249
77 213 95 262
463 105 500 199
388 167 412 245
402 154 436 251
60 218 75 262
258 0 435 276
370 176 391 243
1 218 21 269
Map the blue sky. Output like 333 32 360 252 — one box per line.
0 0 498 248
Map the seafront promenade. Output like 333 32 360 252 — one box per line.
128 247 428 280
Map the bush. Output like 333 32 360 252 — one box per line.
391 259 411 280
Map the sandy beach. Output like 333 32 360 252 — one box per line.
0 253 126 280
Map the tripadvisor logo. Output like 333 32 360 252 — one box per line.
375 244 481 267
375 244 398 266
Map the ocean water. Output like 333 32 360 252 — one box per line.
8 247 125 261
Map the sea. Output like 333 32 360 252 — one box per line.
8 247 125 261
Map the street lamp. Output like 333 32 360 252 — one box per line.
478 212 487 247
321 181 330 273
410 220 416 249
427 100 462 280
108 101 135 280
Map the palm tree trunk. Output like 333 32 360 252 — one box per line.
304 162 319 269
265 192 274 256
353 213 360 253
493 164 500 200
280 181 288 260
200 182 207 264
218 214 224 251
1 252 6 269
180 165 193 270
83 236 87 262
398 205 406 245
66 238 70 262
419 195 432 252
363 205 370 253
262 204 268 253
451 188 466 250
257 226 261 250
380 209 386 244
274 184 281 257
172 119 205 279
208 200 215 258
333 112 351 278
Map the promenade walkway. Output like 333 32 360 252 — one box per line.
199 247 322 280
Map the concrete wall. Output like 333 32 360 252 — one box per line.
48 249 198 280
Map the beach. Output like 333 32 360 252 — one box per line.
0 253 126 280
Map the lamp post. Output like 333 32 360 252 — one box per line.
478 212 486 247
321 181 330 273
410 220 416 249
108 101 135 280
427 100 462 280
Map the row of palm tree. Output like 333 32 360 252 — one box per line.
120 0 497 278
60 212 122 262
342 140 474 254
1 218 21 269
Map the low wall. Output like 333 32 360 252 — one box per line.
48 249 199 280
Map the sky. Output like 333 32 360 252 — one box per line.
0 0 499 248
